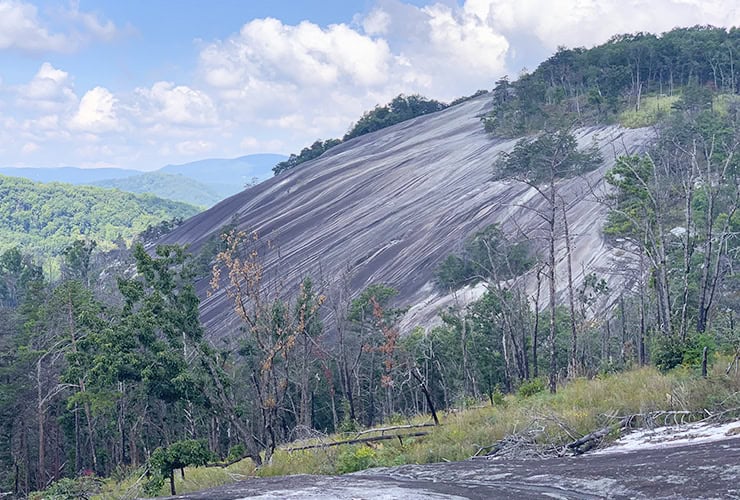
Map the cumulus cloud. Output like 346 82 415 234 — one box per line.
69 86 119 132
134 81 218 127
17 62 76 111
0 0 71 52
476 0 740 54
201 18 395 90
0 0 120 53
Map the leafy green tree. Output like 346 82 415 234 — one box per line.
273 138 342 175
145 439 213 495
344 94 446 141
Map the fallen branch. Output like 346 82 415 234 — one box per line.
472 425 553 460
204 454 254 469
284 431 430 452
352 422 436 438
565 416 633 455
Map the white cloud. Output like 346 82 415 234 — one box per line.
0 0 71 52
362 8 391 36
17 62 76 111
134 81 218 127
200 17 395 91
64 0 118 41
21 141 38 154
481 0 740 52
0 0 120 54
69 86 119 132
176 140 214 155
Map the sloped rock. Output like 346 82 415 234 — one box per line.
159 95 649 339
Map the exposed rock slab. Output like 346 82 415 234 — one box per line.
163 432 740 499
159 94 649 339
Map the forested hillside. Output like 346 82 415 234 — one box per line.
0 175 199 258
484 25 740 135
91 172 221 207
0 26 738 499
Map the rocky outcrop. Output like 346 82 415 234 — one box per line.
159 94 649 339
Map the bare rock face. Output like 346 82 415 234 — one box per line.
159 94 649 339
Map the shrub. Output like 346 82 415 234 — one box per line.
31 475 102 500
227 444 246 462
652 335 685 373
336 445 377 473
517 378 546 398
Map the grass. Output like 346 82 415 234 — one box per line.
97 361 739 498
619 92 740 128
619 94 679 128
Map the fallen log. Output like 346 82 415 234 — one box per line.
565 416 633 455
284 431 430 452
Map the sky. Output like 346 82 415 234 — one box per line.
1 0 739 170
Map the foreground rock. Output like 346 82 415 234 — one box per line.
166 429 739 499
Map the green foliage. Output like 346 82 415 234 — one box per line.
0 247 44 308
227 444 246 462
682 334 717 368
92 172 220 207
0 174 199 260
253 366 740 482
652 336 687 373
435 224 533 291
434 255 470 290
619 94 679 128
494 129 603 184
145 439 213 495
273 138 342 175
484 26 740 136
652 334 718 374
517 378 546 398
273 94 447 176
336 445 377 474
31 475 102 500
344 94 447 141
348 284 400 323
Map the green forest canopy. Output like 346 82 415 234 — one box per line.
0 174 199 258
484 25 740 135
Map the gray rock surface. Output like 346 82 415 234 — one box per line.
159 94 649 339
162 434 740 499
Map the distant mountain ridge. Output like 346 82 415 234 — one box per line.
0 153 287 206
91 172 222 208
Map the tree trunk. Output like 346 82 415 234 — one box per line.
548 179 558 394
562 204 578 378
532 268 542 378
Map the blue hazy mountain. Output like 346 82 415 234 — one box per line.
158 154 286 197
0 154 287 207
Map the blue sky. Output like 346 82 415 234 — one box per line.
1 0 738 170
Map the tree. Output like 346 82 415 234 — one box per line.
211 230 325 461
145 439 213 496
495 128 602 392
